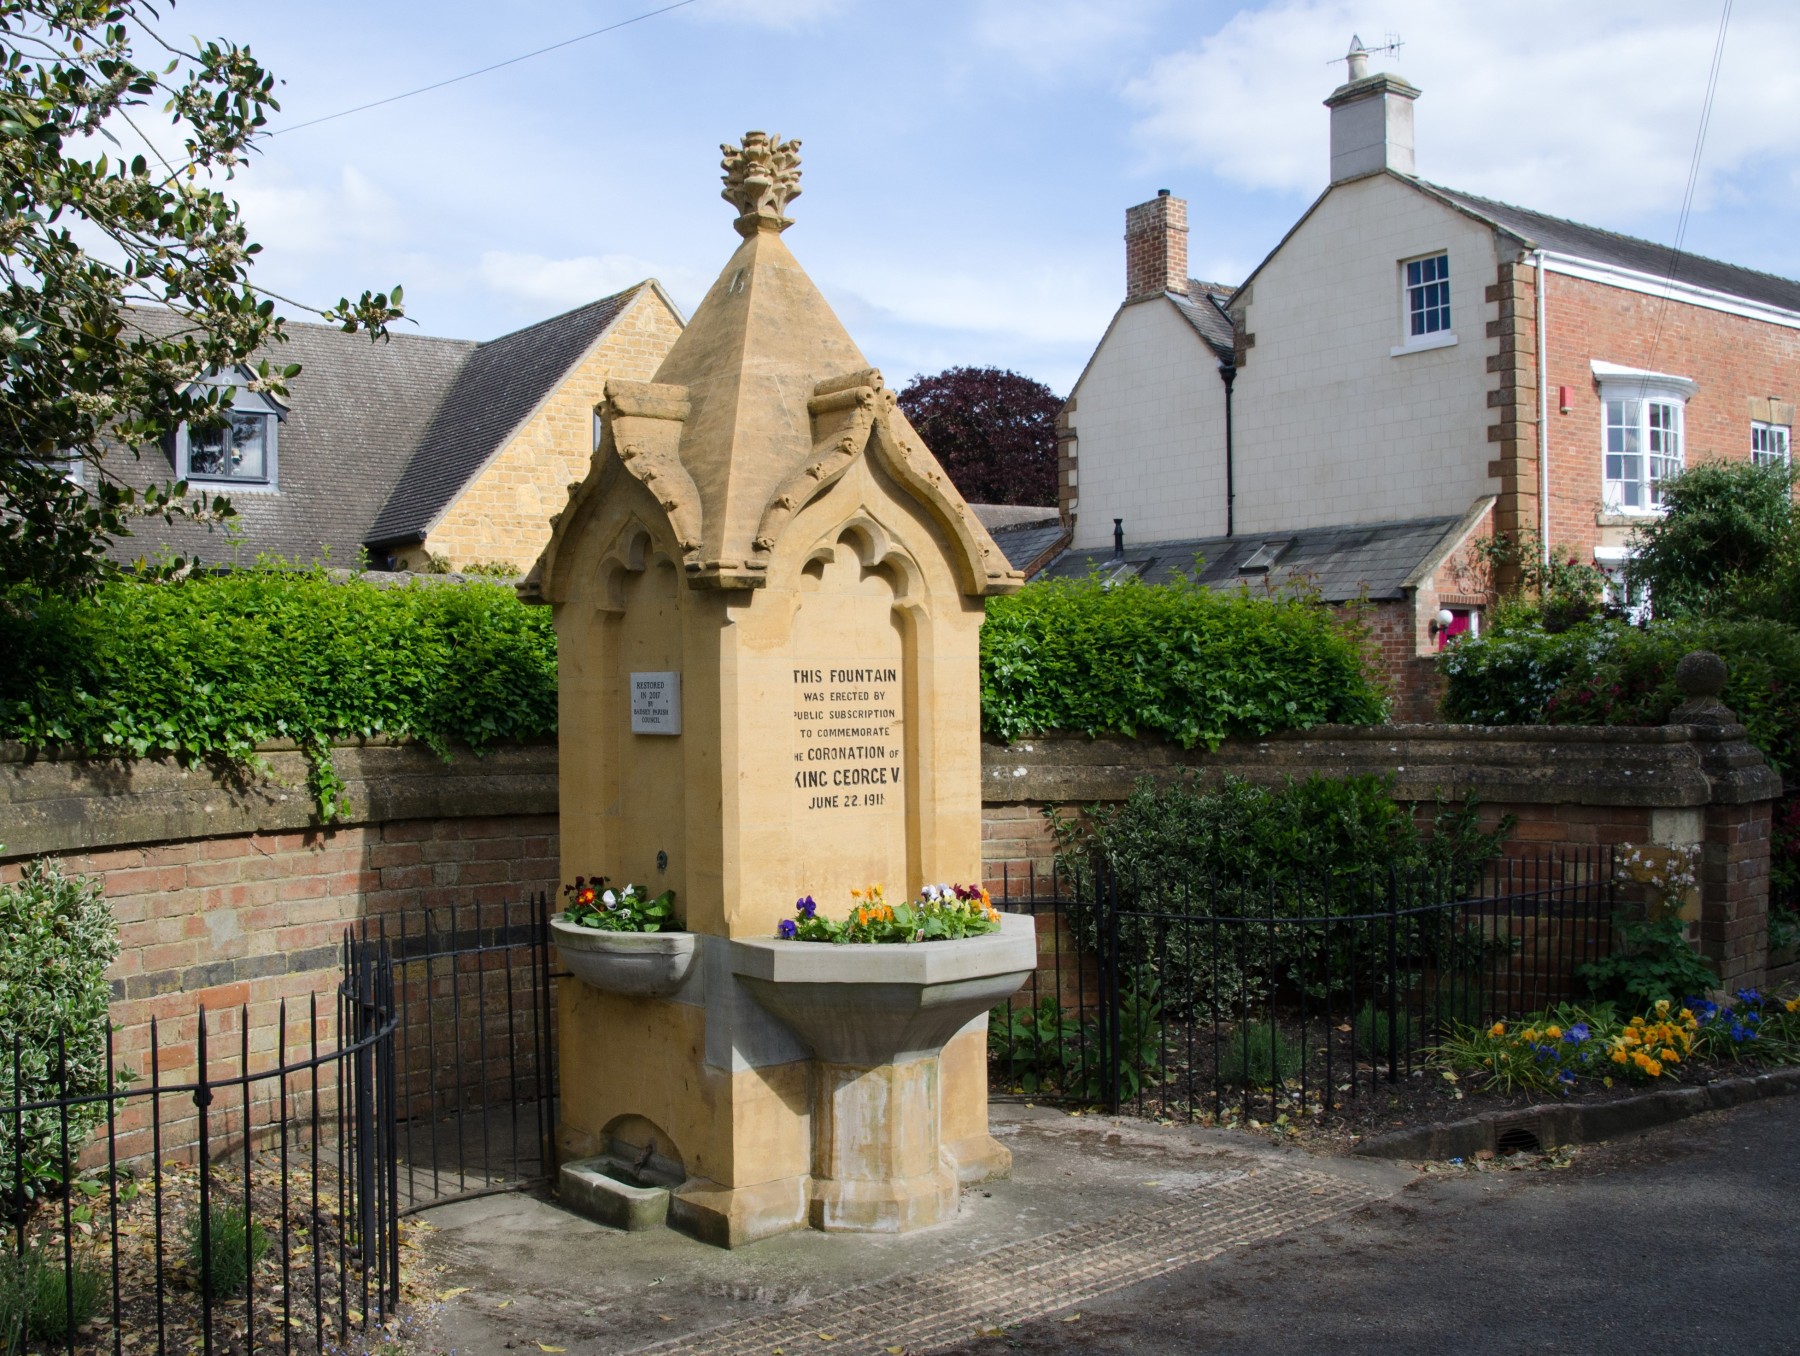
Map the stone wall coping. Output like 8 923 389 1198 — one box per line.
980 726 1779 810
1 739 557 862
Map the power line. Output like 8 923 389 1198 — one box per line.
1639 0 1732 378
269 0 699 137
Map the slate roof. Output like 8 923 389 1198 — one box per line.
108 312 474 567
1169 281 1235 361
1425 185 1800 315
1038 514 1466 602
366 288 643 547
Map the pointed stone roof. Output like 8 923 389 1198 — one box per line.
528 134 1021 601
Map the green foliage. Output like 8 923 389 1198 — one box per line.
986 977 1163 1104
0 566 558 820
184 1199 269 1298
559 879 676 933
0 1247 103 1349
1352 1002 1423 1058
1216 1024 1300 1086
1439 614 1800 788
1435 1004 1621 1095
1049 774 1512 1020
0 860 120 1211
980 575 1387 748
1056 773 1510 902
1472 530 1610 630
1576 915 1719 1010
1624 458 1799 620
0 0 403 595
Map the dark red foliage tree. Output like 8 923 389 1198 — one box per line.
896 366 1062 507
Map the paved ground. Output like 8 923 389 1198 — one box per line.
932 1096 1800 1356
406 1108 1409 1355
406 1096 1800 1356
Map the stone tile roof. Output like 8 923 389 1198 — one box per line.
989 520 1070 575
1170 281 1235 361
1040 513 1466 602
108 312 475 567
366 287 644 547
1426 185 1800 315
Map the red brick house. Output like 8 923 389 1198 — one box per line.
1050 39 1798 717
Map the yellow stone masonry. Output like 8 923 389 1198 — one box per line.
422 289 683 570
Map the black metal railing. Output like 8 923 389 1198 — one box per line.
357 894 558 1215
3 938 399 1355
988 850 1616 1123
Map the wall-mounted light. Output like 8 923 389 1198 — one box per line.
1429 607 1456 637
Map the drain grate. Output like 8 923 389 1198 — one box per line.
1493 1115 1546 1156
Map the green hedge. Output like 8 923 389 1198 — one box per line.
980 576 1386 746
1439 615 1800 784
0 567 558 819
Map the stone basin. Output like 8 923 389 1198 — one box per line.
729 912 1035 1233
551 919 698 998
729 912 1037 1063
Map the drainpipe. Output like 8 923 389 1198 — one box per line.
1535 249 1550 567
1220 362 1237 538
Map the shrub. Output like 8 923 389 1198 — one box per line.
0 1247 103 1348
0 861 120 1212
1576 916 1719 1010
1216 1025 1300 1086
1440 614 1800 786
1623 458 1798 619
185 1199 269 1298
0 565 558 820
980 574 1386 748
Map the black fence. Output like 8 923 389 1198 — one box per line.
357 895 558 1215
989 850 1616 1123
3 939 400 1356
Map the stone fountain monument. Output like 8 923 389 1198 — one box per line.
522 133 1032 1246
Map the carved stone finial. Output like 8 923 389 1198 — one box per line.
721 131 802 237
1675 650 1728 699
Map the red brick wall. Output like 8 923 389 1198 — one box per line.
2 815 559 1164
1539 273 1800 556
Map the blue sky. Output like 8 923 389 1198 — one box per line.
161 0 1800 395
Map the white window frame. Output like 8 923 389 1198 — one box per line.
1592 360 1697 516
173 368 285 492
1392 251 1456 356
1594 545 1650 623
1752 420 1791 467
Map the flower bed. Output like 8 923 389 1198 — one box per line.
775 884 1002 943
1437 990 1800 1095
559 877 677 932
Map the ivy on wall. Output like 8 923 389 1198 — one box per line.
1 567 558 820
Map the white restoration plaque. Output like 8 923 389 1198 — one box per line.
629 671 681 735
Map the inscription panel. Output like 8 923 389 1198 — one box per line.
792 663 903 815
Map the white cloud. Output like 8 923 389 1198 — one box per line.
1125 0 1800 221
232 166 402 256
477 251 708 312
970 0 1162 77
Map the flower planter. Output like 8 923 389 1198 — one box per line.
551 918 697 998
729 913 1035 1231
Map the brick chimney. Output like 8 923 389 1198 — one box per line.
1124 189 1188 299
1323 35 1420 183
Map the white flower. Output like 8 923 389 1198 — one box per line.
602 890 617 907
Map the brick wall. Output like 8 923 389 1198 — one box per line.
1539 272 1800 559
421 289 683 571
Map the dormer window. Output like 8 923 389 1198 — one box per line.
173 368 285 491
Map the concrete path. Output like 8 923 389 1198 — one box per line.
407 1106 1411 1355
